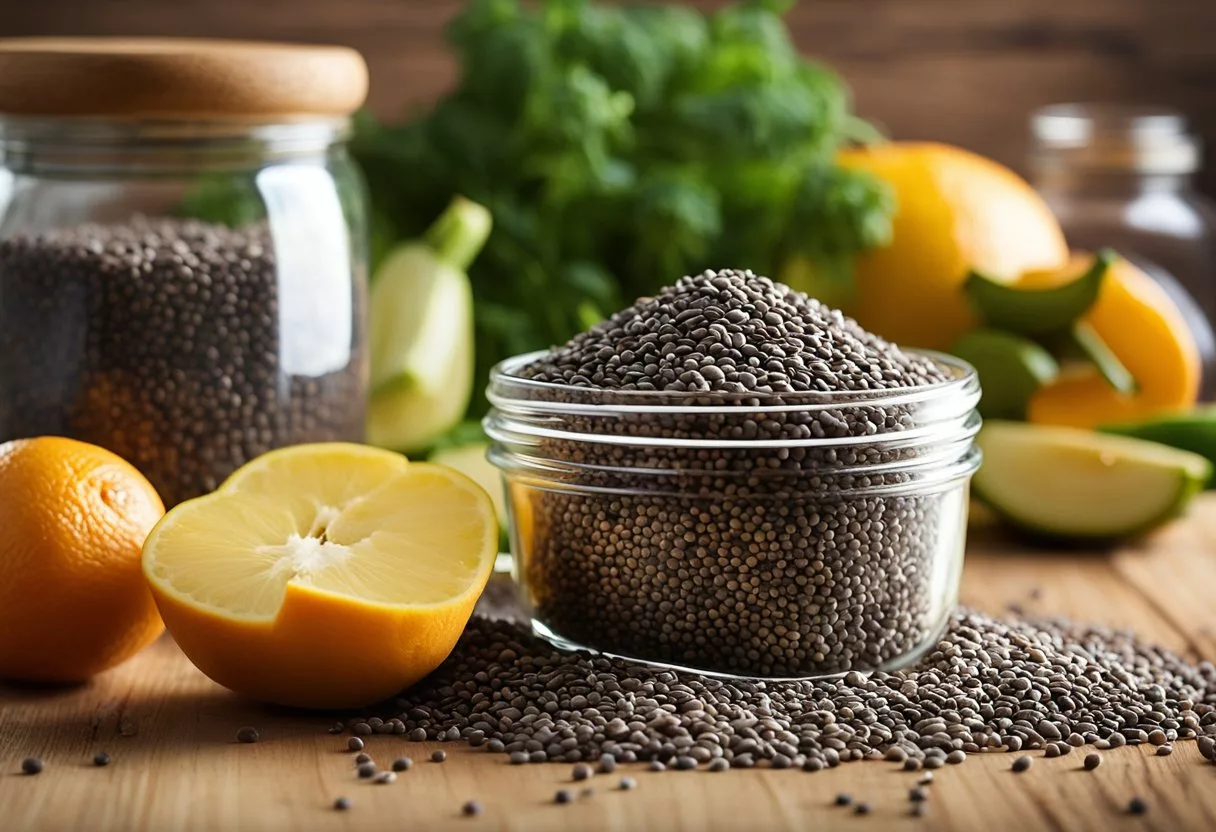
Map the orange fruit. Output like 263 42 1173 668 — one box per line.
1026 254 1201 428
142 443 498 709
836 142 1069 350
0 436 165 683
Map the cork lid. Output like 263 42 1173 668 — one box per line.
0 38 369 119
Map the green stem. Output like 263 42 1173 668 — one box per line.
425 196 493 271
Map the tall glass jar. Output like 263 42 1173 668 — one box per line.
1029 103 1216 396
0 39 370 506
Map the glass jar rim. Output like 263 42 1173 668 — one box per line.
488 349 977 415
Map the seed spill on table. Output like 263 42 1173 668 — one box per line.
903 758 922 771
373 771 396 785
360 606 1215 771
1084 754 1102 771
835 794 854 807
1156 745 1173 757
353 722 373 737
392 757 412 772
909 786 928 803
509 751 528 765
354 753 372 765
332 797 351 812
505 269 962 678
357 762 377 779
431 750 447 763
92 752 110 767
555 789 574 805
327 723 344 736
1199 735 1216 761
1011 756 1032 773
347 737 364 753
571 763 593 781
619 776 637 791
854 802 873 815
0 218 365 507
912 802 928 818
235 726 259 744
708 758 730 772
597 755 617 774
1128 797 1149 815
461 800 482 817
21 757 43 775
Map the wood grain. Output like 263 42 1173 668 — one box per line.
0 0 1211 195
3 499 1216 832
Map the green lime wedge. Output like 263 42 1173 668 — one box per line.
974 420 1211 542
366 197 491 454
950 329 1059 420
1101 408 1216 487
964 249 1114 336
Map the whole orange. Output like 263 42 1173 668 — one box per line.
0 436 165 683
836 142 1070 351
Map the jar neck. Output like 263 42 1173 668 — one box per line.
1032 164 1193 199
0 116 350 174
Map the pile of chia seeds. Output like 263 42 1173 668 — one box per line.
361 608 1216 769
498 269 968 676
0 218 365 506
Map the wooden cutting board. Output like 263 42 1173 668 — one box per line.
2 500 1215 832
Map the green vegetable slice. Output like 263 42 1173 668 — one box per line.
964 249 1114 337
950 329 1059 420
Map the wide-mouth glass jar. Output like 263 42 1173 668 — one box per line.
0 39 370 506
486 350 981 679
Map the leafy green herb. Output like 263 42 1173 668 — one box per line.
353 0 895 417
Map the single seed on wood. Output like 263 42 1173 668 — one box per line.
462 800 482 817
431 750 447 763
649 761 666 772
1128 797 1148 815
912 803 928 818
333 797 350 811
352 723 372 737
572 763 593 781
1083 754 1101 771
598 755 617 773
236 727 259 744
1198 736 1216 761
509 751 528 765
486 739 505 753
327 723 344 735
1044 745 1060 759
21 758 43 775
408 728 427 742
392 757 413 772
855 803 872 815
835 794 853 806
373 772 397 785
803 758 824 772
903 758 921 771
945 750 966 765
357 763 377 779
919 773 934 785
708 758 729 772
555 790 573 804
354 753 371 765
674 756 698 770
93 752 111 767
347 737 364 752
1156 745 1172 757
619 777 637 791
923 757 944 770
909 787 928 802
1012 756 1032 773
886 747 907 763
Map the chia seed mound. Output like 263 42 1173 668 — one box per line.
492 269 974 676
0 217 366 506
372 609 1216 767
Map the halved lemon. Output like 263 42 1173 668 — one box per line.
142 444 497 709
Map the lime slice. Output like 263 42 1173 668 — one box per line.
974 420 1211 542
950 329 1059 419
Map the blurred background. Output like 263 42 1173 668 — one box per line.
3 0 1213 196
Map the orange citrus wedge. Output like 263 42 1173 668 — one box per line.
142 443 497 709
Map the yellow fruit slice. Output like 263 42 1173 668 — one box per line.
143 446 497 708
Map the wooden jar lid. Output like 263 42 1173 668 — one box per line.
0 38 369 118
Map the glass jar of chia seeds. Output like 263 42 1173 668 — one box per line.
0 39 370 506
485 351 981 679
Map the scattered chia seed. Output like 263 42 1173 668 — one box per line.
357 763 377 779
1128 797 1149 815
945 750 967 765
353 723 372 737
327 723 344 735
555 789 573 804
235 727 259 744
855 803 873 816
92 752 110 767
1084 754 1102 771
409 728 428 742
1012 756 1032 773
392 757 413 772
918 773 934 785
598 755 617 774
354 753 371 765
373 772 396 785
572 763 593 781
333 797 350 811
1199 736 1216 761
486 739 506 753
909 787 928 803
461 800 482 817
1044 744 1060 758
347 738 364 753
431 750 447 763
0 218 365 507
803 758 824 772
835 794 854 807
21 757 43 775
619 777 637 791
504 269 960 678
1156 745 1173 757
903 758 922 771
371 607 1216 772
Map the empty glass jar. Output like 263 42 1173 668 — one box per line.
0 39 371 505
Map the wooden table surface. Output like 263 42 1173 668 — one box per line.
3 502 1216 832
